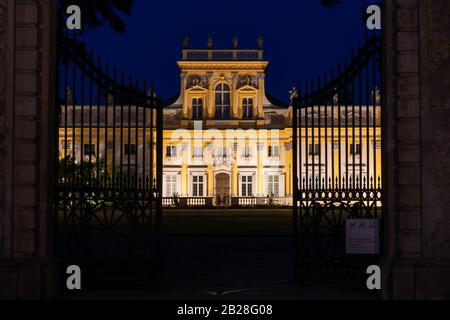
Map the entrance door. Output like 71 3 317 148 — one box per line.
215 173 230 206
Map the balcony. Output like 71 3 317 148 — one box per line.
162 196 290 208
182 49 264 61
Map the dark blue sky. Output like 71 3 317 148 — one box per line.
82 0 377 103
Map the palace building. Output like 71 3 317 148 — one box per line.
58 36 382 208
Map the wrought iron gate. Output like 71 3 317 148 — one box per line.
55 34 163 289
292 33 383 285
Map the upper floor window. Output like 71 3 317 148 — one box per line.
268 145 279 158
349 143 361 156
308 144 320 156
215 146 229 158
124 144 136 156
166 145 177 157
215 83 231 120
193 146 203 158
192 98 203 120
242 146 252 158
242 98 254 120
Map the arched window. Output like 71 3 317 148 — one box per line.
215 83 231 120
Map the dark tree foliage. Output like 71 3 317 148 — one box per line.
59 0 134 33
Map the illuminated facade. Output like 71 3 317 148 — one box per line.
58 38 382 207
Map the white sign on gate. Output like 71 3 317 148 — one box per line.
346 219 379 254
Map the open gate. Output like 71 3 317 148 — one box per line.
55 33 163 289
292 33 383 285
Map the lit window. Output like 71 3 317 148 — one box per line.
164 175 178 197
242 146 252 158
349 143 361 156
242 98 254 120
241 176 253 197
267 175 280 197
192 98 203 120
268 145 279 158
215 83 231 120
166 145 177 157
216 147 229 158
308 144 320 156
192 175 204 197
124 144 136 156
193 146 203 158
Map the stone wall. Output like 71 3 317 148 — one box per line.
0 0 59 299
383 0 450 299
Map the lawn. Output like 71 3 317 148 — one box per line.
162 208 293 236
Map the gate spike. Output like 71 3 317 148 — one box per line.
370 176 374 189
335 177 339 189
363 176 367 189
302 177 306 189
377 176 381 189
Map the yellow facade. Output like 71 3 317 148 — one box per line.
57 43 382 207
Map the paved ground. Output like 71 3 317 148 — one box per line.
67 236 379 300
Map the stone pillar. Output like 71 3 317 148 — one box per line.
383 0 450 299
0 0 59 299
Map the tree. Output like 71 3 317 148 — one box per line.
59 0 134 33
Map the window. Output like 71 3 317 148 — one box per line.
267 175 280 197
241 175 253 197
242 146 252 158
308 144 320 156
268 145 279 158
242 98 253 119
164 175 177 197
349 143 361 156
192 175 204 197
215 83 231 120
124 144 136 156
193 146 203 158
84 144 96 156
216 147 229 158
166 145 177 157
192 98 203 120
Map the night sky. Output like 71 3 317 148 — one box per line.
81 0 379 103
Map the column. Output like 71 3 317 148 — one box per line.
231 143 238 196
257 142 264 196
181 142 188 196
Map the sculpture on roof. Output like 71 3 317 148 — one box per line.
232 35 239 49
257 34 264 49
182 35 189 49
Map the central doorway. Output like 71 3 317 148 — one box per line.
215 172 230 206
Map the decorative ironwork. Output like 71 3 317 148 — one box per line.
292 33 383 285
55 32 163 289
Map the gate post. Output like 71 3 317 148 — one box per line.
0 0 59 299
383 0 450 299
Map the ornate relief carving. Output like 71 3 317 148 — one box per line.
186 75 208 89
237 75 258 89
